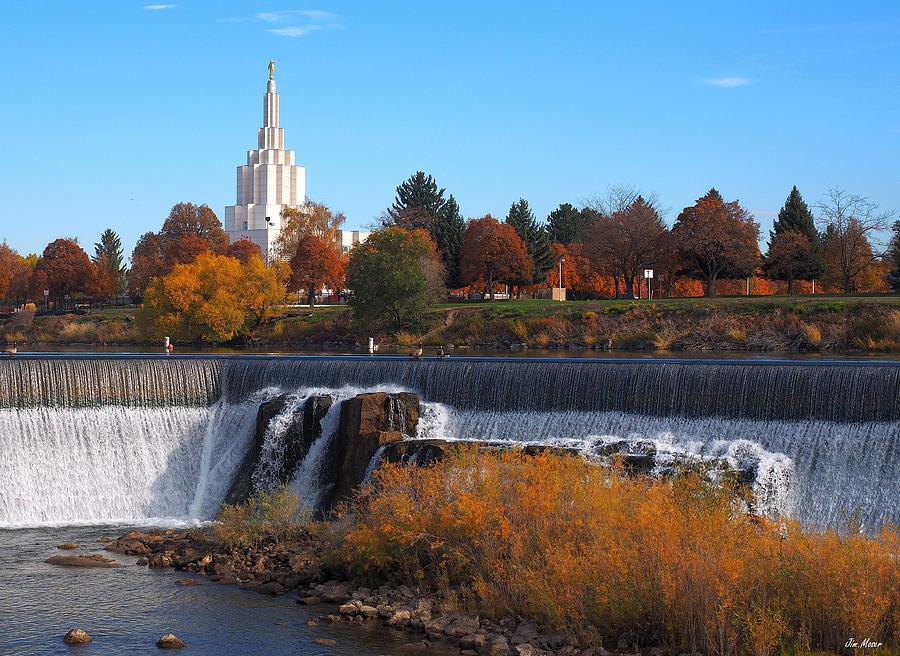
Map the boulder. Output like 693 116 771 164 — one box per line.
147 552 173 568
515 645 548 656
444 616 481 639
511 621 540 645
387 609 412 627
57 543 80 550
106 538 150 556
313 639 337 646
325 392 420 505
224 394 333 505
358 605 379 618
156 634 186 649
487 636 511 656
460 634 486 651
63 628 92 645
46 554 123 568
380 439 451 466
256 581 286 595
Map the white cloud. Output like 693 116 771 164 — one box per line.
269 25 325 37
704 76 752 88
252 9 340 38
143 3 177 10
256 10 336 23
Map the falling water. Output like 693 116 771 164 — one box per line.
0 401 257 526
0 356 897 529
219 356 900 421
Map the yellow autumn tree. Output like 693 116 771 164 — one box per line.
139 252 285 342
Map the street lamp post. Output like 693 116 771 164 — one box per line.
558 258 565 302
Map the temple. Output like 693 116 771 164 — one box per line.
224 68 305 258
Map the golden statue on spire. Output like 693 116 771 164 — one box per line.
268 59 277 80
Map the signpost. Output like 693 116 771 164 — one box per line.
643 269 654 300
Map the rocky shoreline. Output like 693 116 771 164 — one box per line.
99 529 621 656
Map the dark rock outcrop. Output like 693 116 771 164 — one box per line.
224 394 333 504
323 392 419 506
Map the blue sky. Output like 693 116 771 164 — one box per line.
0 1 898 257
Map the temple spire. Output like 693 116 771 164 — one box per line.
263 72 279 131
224 62 305 259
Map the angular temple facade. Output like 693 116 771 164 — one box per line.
224 75 305 258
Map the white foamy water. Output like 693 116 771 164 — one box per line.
0 401 260 527
1 381 896 532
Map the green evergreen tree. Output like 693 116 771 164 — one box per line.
387 171 464 287
505 198 553 284
888 220 900 293
773 186 818 242
547 203 593 244
93 228 127 295
431 195 466 287
765 186 824 284
389 171 447 224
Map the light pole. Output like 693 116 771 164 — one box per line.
558 258 565 302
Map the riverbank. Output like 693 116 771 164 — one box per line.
2 296 899 354
97 451 898 656
2 525 444 656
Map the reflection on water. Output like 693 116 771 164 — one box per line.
0 525 448 656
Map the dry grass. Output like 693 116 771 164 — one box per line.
214 486 309 549
393 331 419 348
847 310 900 351
325 450 900 655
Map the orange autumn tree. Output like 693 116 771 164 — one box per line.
672 189 760 297
138 253 285 342
0 242 30 304
460 215 533 300
547 243 616 298
276 201 344 261
32 238 94 304
127 202 230 299
159 202 229 255
91 253 120 305
226 238 263 265
288 235 345 307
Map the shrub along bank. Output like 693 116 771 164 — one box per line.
105 451 898 656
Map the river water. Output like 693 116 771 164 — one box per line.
2 354 898 653
0 525 447 656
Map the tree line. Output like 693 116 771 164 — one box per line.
1 173 898 341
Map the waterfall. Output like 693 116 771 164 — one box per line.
0 400 258 527
0 357 222 408
218 356 900 422
0 356 897 529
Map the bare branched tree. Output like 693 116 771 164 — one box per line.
583 193 669 298
816 188 894 293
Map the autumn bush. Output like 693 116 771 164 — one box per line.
325 450 899 655
846 309 900 351
214 486 308 550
